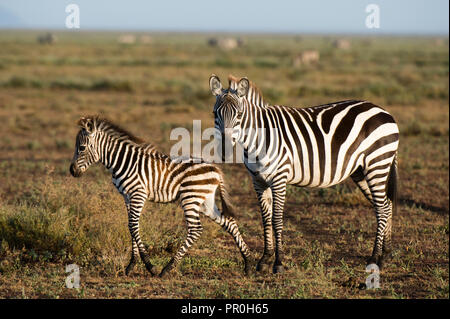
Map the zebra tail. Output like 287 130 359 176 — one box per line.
217 172 236 218
387 152 398 215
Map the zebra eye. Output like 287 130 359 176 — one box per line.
79 145 86 152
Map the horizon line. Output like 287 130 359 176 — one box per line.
0 27 448 37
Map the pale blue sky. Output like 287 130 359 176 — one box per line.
0 0 448 34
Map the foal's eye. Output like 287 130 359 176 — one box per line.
79 145 86 152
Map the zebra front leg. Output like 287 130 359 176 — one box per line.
127 195 156 276
254 183 274 272
271 181 287 274
125 238 139 276
159 207 203 278
123 199 139 276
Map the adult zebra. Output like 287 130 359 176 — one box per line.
70 116 252 277
209 74 399 273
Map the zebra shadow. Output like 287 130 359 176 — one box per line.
282 202 371 266
398 197 449 216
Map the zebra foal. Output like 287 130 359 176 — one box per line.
69 116 252 277
209 74 399 274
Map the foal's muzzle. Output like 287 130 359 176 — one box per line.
69 163 82 178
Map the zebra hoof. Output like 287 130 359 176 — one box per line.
382 250 393 262
256 262 270 272
125 260 136 276
244 264 253 276
144 263 156 276
243 257 256 275
159 265 173 278
367 256 383 270
159 269 170 278
273 265 284 274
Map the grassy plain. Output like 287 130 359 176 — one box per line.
0 31 448 298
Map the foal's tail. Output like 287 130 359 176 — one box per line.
217 171 236 218
387 152 398 215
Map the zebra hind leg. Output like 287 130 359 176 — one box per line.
351 166 374 204
204 199 254 275
367 201 392 269
352 169 385 267
217 215 254 275
159 205 203 278
381 155 398 262
364 162 396 269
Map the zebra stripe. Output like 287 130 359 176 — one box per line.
210 74 399 273
70 116 252 277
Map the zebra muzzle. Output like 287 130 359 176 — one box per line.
219 132 235 163
69 163 82 177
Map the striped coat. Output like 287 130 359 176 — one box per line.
70 116 252 277
210 75 399 273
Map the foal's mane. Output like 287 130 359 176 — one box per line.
80 116 158 152
101 117 145 143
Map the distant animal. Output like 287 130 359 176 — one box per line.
118 34 136 44
139 35 153 44
207 38 218 47
37 33 57 45
209 74 399 273
69 116 252 277
236 37 246 47
218 38 238 50
333 39 351 50
293 50 320 67
207 38 238 50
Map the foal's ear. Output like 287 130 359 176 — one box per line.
78 117 94 133
237 77 249 98
209 74 223 96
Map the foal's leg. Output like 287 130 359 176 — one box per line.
125 238 139 276
126 193 156 275
202 192 253 274
124 199 140 275
159 201 203 278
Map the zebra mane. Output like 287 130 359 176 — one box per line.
228 75 267 107
80 116 158 151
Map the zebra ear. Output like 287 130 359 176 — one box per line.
209 74 223 96
237 78 249 98
78 117 94 133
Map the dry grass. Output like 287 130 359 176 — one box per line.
0 31 448 299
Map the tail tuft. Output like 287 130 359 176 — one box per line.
387 153 398 215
